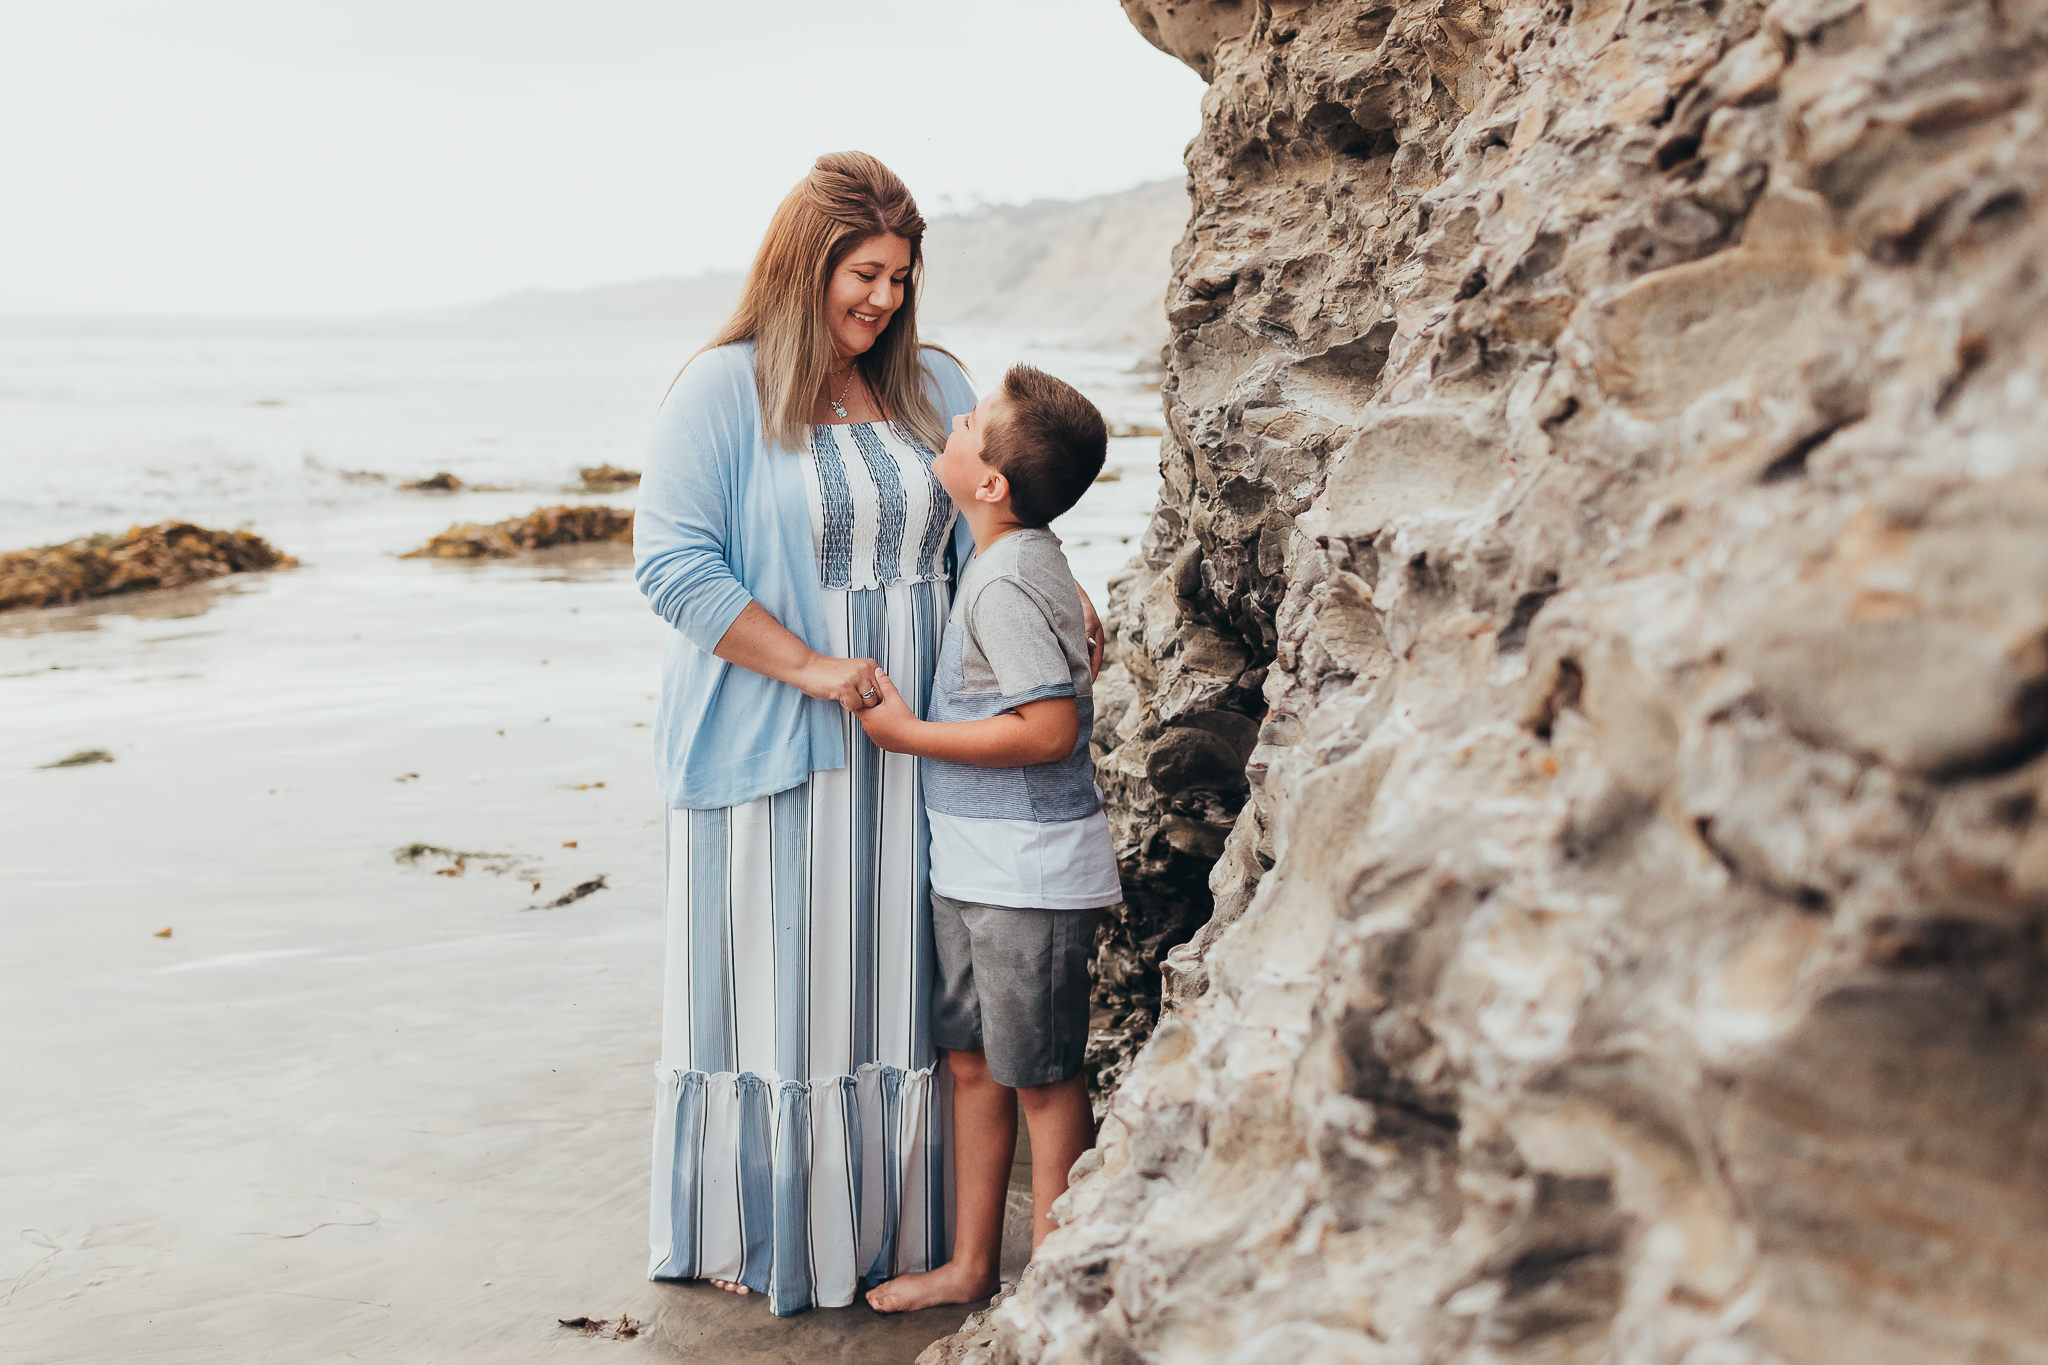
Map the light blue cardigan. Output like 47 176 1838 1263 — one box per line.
633 341 979 810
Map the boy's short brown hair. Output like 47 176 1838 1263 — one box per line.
981 365 1107 528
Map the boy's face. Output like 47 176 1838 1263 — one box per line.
935 392 1008 511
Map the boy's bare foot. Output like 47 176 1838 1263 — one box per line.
864 1261 999 1313
707 1277 749 1295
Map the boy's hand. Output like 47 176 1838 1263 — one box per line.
855 670 921 753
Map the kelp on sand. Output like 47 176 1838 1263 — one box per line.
400 505 634 560
0 523 296 614
576 464 640 491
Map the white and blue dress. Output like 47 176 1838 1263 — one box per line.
649 419 956 1315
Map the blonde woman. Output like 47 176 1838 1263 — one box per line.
634 152 1099 1316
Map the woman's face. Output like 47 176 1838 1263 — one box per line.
824 233 913 360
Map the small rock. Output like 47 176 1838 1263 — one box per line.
1143 728 1247 795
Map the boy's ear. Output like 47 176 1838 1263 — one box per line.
976 469 1010 506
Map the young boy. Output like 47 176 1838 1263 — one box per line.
856 365 1121 1313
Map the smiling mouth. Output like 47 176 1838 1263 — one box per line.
850 310 881 325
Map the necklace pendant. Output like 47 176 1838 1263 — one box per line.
830 400 848 418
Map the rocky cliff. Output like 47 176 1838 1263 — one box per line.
955 0 2048 1359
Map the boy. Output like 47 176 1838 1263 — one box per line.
856 365 1121 1312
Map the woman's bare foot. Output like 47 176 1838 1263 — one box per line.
865 1261 999 1314
707 1277 750 1295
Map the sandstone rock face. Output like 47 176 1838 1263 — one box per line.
1005 0 2048 1359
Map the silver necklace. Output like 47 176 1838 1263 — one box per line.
828 366 858 420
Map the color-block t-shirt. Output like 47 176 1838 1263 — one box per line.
921 528 1122 910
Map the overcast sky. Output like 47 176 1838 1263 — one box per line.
1 1 1204 317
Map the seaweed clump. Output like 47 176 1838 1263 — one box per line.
0 522 296 614
41 749 114 769
400 505 634 560
531 875 608 910
577 464 640 490
392 843 527 876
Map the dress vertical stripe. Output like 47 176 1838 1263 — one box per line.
771 1080 813 1311
808 426 858 591
861 1066 902 1282
735 1076 776 1293
687 809 731 1073
770 787 811 1080
909 581 949 1249
839 1076 865 1281
908 580 944 1071
846 590 888 1069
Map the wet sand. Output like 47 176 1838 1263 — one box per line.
1 455 1147 1361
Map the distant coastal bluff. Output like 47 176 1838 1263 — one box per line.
937 0 2048 1360
470 180 1189 354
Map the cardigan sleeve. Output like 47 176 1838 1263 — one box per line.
633 348 758 653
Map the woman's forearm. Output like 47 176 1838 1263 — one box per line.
713 601 880 712
712 601 815 687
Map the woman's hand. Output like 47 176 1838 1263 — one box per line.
856 670 922 752
1076 586 1104 680
797 653 882 712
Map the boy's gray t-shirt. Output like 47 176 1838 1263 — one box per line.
921 528 1122 910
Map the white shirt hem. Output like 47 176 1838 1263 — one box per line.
930 880 1122 912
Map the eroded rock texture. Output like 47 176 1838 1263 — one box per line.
1014 0 2048 1359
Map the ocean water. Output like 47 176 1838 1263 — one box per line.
0 314 1164 609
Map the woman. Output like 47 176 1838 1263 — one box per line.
633 152 1097 1316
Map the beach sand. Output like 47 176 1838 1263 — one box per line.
1 431 1155 1361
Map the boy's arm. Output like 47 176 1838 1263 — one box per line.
858 670 1079 767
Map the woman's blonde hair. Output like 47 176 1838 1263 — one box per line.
704 151 955 453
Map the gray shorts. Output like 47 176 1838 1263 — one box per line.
930 892 1102 1089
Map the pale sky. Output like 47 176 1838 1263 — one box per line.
0 1 1205 317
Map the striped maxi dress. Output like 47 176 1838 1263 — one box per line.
649 419 956 1315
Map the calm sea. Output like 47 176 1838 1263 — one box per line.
0 315 1164 594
